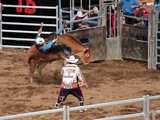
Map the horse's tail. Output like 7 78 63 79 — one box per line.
28 55 39 64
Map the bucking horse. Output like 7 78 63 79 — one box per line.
27 34 91 83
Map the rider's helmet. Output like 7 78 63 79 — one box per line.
35 37 45 45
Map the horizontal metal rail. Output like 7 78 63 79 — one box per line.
2 30 50 34
95 113 144 120
103 0 115 2
69 97 143 111
149 95 160 100
123 14 149 21
3 4 56 9
0 108 65 119
2 14 57 19
2 37 34 41
62 10 70 14
68 16 102 24
2 45 31 49
2 22 56 27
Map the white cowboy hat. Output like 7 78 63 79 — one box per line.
35 37 45 45
76 11 84 18
66 55 79 63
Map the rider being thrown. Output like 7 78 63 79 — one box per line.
35 22 71 56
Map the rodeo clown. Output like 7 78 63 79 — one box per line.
35 22 70 55
54 55 89 112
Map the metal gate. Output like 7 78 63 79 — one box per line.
61 0 122 61
100 0 122 60
154 5 160 69
148 4 160 69
0 3 59 50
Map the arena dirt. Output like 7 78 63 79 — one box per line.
0 48 160 120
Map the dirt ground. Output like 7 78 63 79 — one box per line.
0 48 160 120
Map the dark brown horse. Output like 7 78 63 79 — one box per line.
27 34 91 83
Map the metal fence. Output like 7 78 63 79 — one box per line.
0 95 160 120
0 3 59 50
0 3 2 51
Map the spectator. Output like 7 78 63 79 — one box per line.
54 55 89 112
154 0 160 11
134 2 150 27
35 22 70 55
72 7 98 30
121 0 140 25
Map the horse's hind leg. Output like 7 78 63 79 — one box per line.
37 61 48 78
29 59 37 83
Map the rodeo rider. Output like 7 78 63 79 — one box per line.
35 22 70 55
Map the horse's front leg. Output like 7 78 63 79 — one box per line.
28 59 37 83
37 60 48 78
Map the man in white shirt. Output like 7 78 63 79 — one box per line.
54 55 89 112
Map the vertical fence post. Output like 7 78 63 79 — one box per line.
66 106 70 120
100 0 105 27
143 95 150 120
117 3 122 37
148 6 157 70
0 3 2 52
116 3 122 60
80 0 82 8
89 0 91 10
63 106 67 120
63 106 70 120
56 5 59 32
